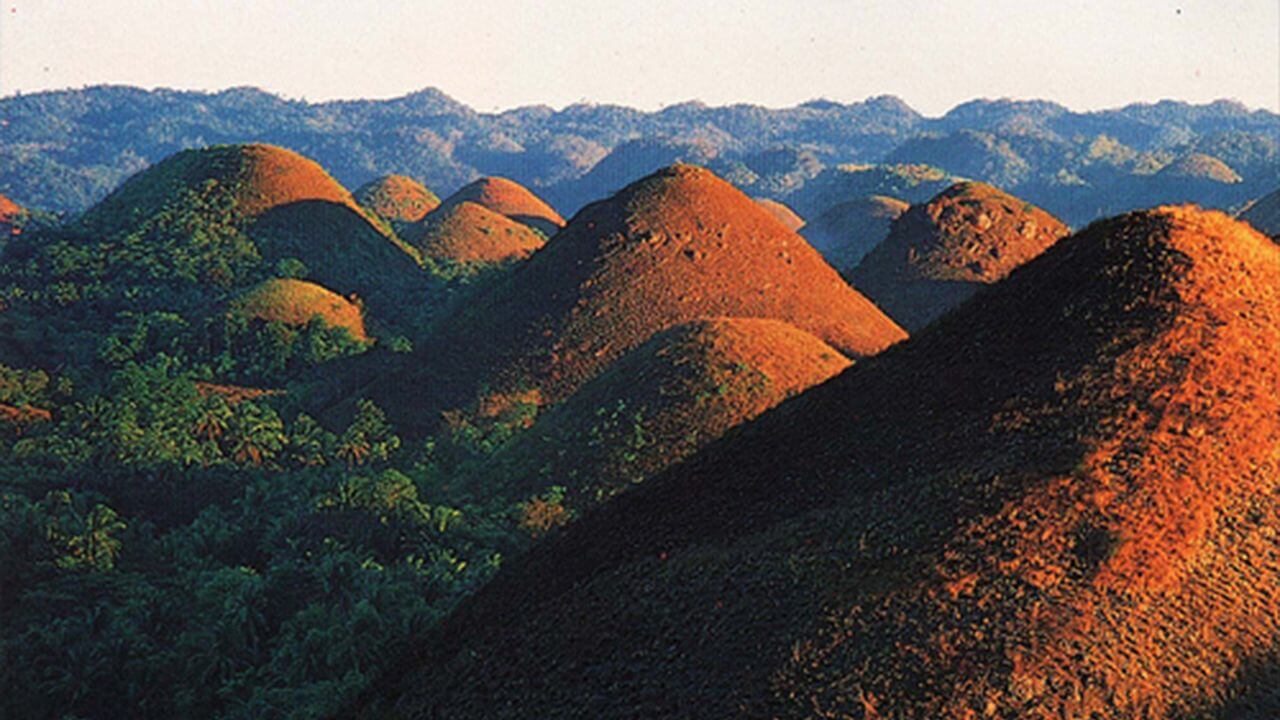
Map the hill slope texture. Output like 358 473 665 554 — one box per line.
232 278 368 341
474 317 849 509
361 206 1280 719
381 164 905 429
801 194 909 272
408 201 546 275
353 174 441 224
436 176 565 236
849 181 1069 330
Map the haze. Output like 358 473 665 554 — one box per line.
0 0 1276 114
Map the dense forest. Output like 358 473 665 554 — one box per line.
0 143 573 719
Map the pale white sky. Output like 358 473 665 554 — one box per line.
0 0 1276 115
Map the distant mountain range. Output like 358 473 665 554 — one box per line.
0 85 1276 226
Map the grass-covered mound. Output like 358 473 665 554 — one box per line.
470 317 849 510
34 144 426 324
849 181 1069 330
1157 152 1243 184
361 207 1280 719
407 201 545 278
1239 187 1280 238
753 198 805 231
353 174 441 225
436 177 564 236
77 144 364 234
376 164 904 433
801 194 908 272
789 162 958 218
232 278 368 342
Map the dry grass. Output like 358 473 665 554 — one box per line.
232 278 368 341
360 206 1280 719
437 176 565 236
850 181 1070 330
354 174 441 224
408 201 545 271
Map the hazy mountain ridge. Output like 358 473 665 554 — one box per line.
1 86 1275 225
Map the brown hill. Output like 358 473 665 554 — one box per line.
71 144 428 321
1239 187 1280 238
474 317 849 509
78 143 364 232
378 164 905 431
1157 152 1243 184
353 174 441 224
848 181 1069 330
436 176 565 236
801 194 909 272
407 201 545 275
754 198 805 231
358 206 1280 719
231 278 368 342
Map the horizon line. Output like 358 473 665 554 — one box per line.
0 82 1274 120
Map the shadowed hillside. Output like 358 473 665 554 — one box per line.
801 194 908 272
467 317 849 511
1239 187 1280 238
357 206 1280 719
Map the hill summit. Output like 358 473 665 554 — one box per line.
408 200 546 276
353 174 441 224
849 181 1069 330
231 278 368 342
436 176 565 236
78 143 365 233
362 206 1280 719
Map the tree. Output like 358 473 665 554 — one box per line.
42 490 126 571
335 400 400 467
226 401 286 467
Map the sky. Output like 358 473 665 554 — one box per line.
0 0 1276 116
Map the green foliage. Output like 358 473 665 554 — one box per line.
336 399 401 468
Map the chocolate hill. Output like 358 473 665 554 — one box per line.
231 278 368 342
353 174 441 225
77 143 363 232
472 317 849 509
1239 187 1280 238
378 164 905 431
407 201 546 276
73 144 428 321
356 206 1280 719
848 181 1069 330
436 176 565 236
754 198 805 231
801 194 909 272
